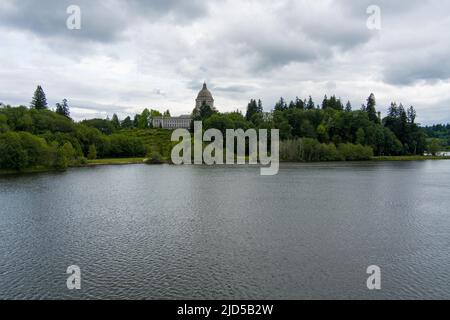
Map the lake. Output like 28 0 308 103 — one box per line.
1 161 450 299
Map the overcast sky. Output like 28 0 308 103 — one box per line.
0 0 449 124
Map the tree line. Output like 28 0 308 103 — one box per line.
0 85 440 171
195 93 427 160
0 86 172 171
424 124 450 154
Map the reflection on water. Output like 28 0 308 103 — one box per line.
1 161 450 299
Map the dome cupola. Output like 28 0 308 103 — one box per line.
196 82 214 109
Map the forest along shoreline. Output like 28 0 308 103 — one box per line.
2 88 450 176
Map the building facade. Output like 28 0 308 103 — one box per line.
152 115 192 129
152 83 214 130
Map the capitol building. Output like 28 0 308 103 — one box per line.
152 82 214 129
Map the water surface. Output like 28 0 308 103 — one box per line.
1 161 450 299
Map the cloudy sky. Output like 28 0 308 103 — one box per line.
0 0 449 124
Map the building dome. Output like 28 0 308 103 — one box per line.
195 82 214 109
197 83 213 100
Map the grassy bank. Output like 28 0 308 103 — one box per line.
0 166 62 176
87 157 146 166
372 155 450 161
1 158 147 175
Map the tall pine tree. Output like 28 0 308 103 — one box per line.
306 96 315 110
246 99 258 120
31 85 48 110
112 114 120 129
345 101 352 112
55 99 70 118
366 93 379 123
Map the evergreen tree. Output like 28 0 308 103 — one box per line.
407 106 416 124
294 97 304 109
121 116 133 129
55 99 70 118
306 96 315 110
111 114 120 129
31 85 48 110
288 100 295 109
394 104 408 147
329 95 343 110
345 101 352 112
163 110 171 117
335 97 344 111
322 95 329 109
388 102 399 117
138 108 151 129
133 114 140 128
366 93 379 123
257 99 263 113
246 99 258 121
274 97 287 111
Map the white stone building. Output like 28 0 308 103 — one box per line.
152 83 215 129
152 115 192 129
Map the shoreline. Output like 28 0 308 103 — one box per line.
2 155 450 176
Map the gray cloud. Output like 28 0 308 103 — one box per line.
1 0 450 124
212 84 257 93
0 0 207 43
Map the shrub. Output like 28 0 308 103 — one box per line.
87 145 97 160
109 134 145 157
338 143 373 160
0 132 28 169
144 151 163 164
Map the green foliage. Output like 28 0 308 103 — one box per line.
192 102 217 121
306 96 315 110
81 118 116 135
108 134 146 157
121 116 133 129
87 145 97 160
356 128 365 145
427 138 442 156
144 151 163 164
0 88 434 171
280 138 372 162
317 124 329 143
383 103 426 155
0 132 28 169
338 143 374 161
30 85 48 110
322 95 343 111
0 114 9 133
0 131 54 170
0 107 74 134
55 99 70 118
54 146 69 170
137 108 151 129
60 142 77 164
245 99 263 121
424 124 450 149
365 93 379 123
111 114 120 129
